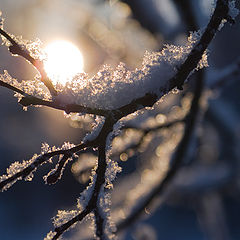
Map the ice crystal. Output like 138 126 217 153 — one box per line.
0 154 38 191
0 142 76 191
7 160 31 176
105 121 122 189
78 174 97 210
105 157 122 189
53 210 79 228
42 141 75 154
44 231 57 240
96 192 116 240
106 120 124 152
0 11 3 28
0 70 51 102
188 30 203 44
60 141 76 150
41 142 51 154
1 28 46 61
84 116 105 142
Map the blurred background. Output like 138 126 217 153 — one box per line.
0 0 240 239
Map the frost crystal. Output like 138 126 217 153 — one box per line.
96 192 117 240
0 11 3 27
60 141 76 150
42 141 75 154
105 157 122 189
44 231 57 240
105 122 122 189
78 174 97 210
53 210 79 228
41 142 51 154
84 116 105 142
0 142 76 191
0 70 51 102
0 154 39 191
1 29 46 61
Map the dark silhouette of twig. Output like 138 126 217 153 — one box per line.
45 154 72 185
0 141 94 191
0 80 109 116
0 79 30 96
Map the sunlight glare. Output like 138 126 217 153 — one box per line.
44 40 84 85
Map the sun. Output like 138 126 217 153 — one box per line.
44 40 84 85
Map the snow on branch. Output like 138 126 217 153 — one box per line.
0 0 233 118
117 68 204 232
0 29 207 112
0 28 57 96
0 141 92 192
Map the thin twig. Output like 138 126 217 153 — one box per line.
0 79 110 116
19 95 110 116
45 154 72 185
0 141 93 191
0 28 57 96
0 0 233 239
0 80 30 97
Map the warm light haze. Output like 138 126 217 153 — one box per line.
44 40 84 85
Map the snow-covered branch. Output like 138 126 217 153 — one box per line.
116 67 204 232
0 141 93 192
0 0 233 118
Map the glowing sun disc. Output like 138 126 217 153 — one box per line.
44 40 84 84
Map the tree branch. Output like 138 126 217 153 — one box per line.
0 0 234 239
51 117 114 239
0 79 110 116
112 0 231 120
0 28 57 96
116 68 205 234
19 95 110 116
0 141 95 192
0 79 30 97
0 1 232 120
